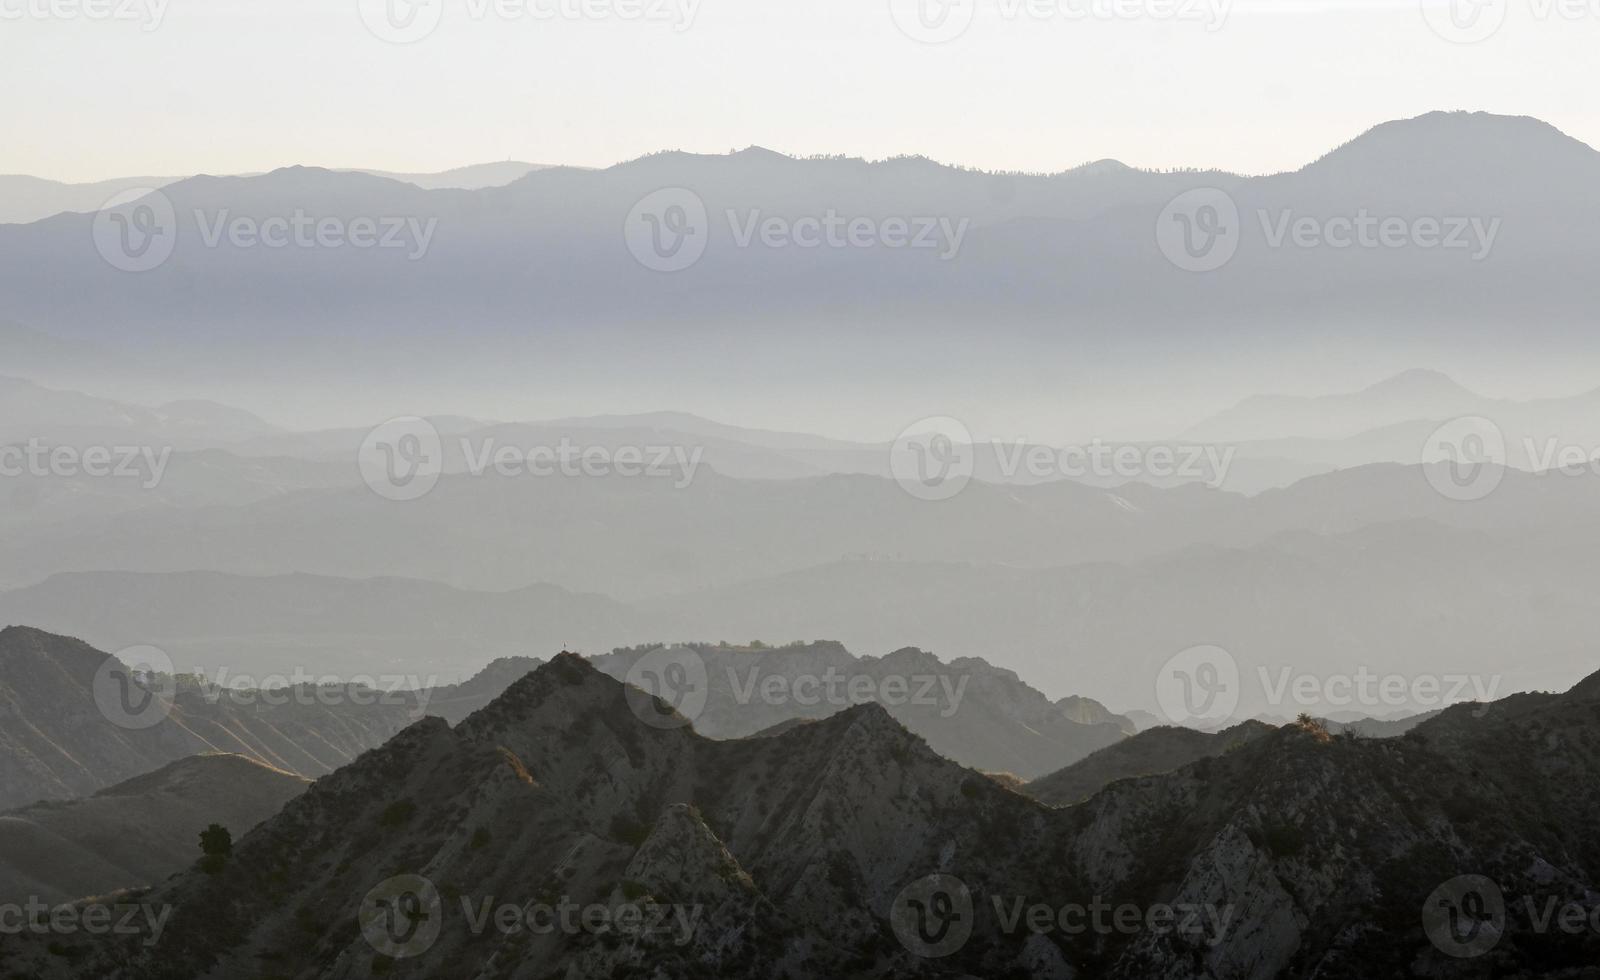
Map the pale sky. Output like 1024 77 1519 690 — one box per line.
3 0 1598 181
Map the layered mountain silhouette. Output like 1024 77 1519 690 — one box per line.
0 627 418 810
0 163 553 224
0 112 1593 401
1025 721 1273 806
6 441 1598 713
0 572 634 680
593 642 1134 778
0 627 1139 798
8 655 1600 977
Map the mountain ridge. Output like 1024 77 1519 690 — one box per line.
11 653 1600 977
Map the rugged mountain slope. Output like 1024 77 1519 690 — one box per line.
10 657 1600 978
593 641 1134 778
2 655 1053 978
0 754 308 904
1070 688 1600 979
1026 721 1273 806
0 627 419 810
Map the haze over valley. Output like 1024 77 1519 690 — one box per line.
4 3 1598 972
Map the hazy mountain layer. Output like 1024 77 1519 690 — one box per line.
0 753 307 905
1025 721 1273 807
0 627 418 810
593 642 1134 779
0 626 1135 791
0 112 1594 414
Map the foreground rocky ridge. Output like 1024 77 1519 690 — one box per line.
5 655 1600 978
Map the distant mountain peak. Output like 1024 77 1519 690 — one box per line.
877 645 943 669
1067 158 1136 176
1298 109 1600 181
458 649 649 738
1361 367 1477 398
731 145 791 161
1183 367 1494 442
1566 666 1600 701
1382 108 1569 137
